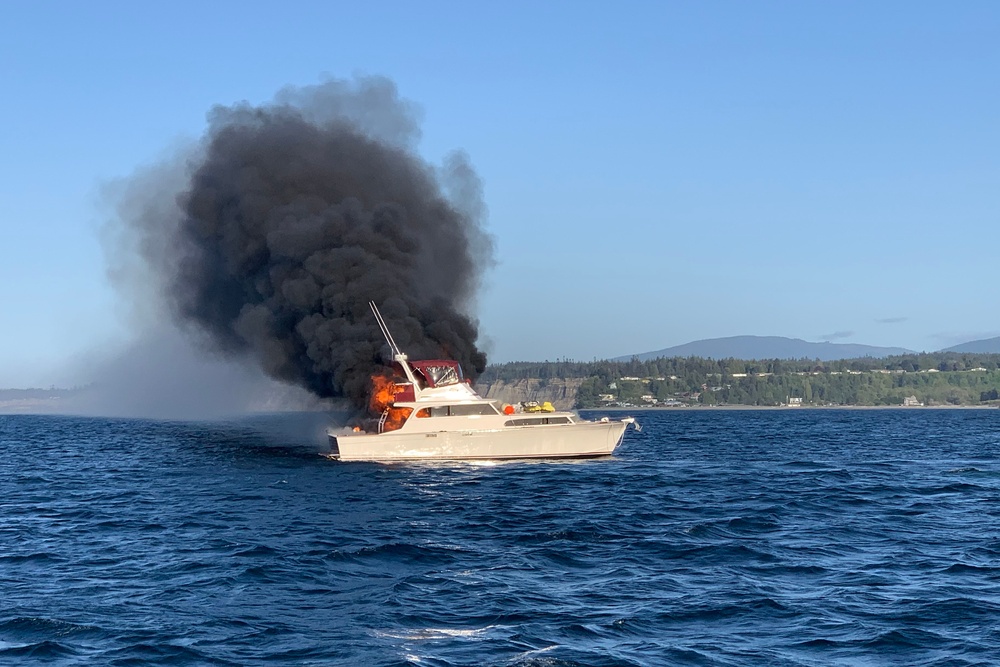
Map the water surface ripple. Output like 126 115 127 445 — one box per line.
2 410 999 665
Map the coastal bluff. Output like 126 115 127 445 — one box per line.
475 378 583 411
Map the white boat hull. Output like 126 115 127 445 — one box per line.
330 419 632 462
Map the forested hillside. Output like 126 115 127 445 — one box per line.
480 354 1000 408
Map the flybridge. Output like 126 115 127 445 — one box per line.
369 301 469 400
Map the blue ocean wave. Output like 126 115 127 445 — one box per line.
2 410 1000 665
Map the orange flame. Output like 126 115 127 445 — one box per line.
369 375 398 414
369 374 412 432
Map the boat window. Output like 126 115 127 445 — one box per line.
504 416 571 426
413 404 497 418
380 407 413 433
448 403 499 416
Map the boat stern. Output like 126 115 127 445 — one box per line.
326 429 345 459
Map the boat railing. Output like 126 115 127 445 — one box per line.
377 409 389 434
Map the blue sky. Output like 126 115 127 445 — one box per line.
1 1 998 387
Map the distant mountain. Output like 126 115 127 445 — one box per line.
615 336 914 362
940 336 1000 354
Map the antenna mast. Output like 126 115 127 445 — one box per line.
370 301 420 390
370 301 403 359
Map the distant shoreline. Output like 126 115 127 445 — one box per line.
586 404 999 411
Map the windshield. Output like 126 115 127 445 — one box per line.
411 360 464 387
423 365 459 386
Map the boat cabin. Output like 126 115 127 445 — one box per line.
373 354 577 434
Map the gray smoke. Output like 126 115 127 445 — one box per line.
120 76 492 412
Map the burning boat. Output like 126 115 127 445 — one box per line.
326 303 637 461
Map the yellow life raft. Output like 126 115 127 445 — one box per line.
522 401 556 413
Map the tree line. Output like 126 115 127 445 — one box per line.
479 353 1000 407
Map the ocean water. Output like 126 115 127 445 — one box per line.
2 409 999 666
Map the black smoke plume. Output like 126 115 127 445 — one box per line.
121 76 491 411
